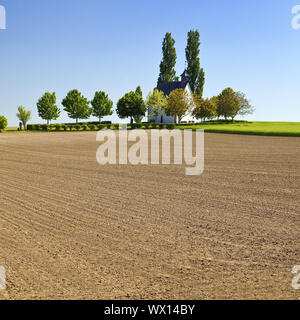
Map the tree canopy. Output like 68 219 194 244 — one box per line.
37 92 61 125
157 33 177 86
16 106 31 129
217 88 240 120
135 86 143 98
185 30 205 96
235 91 255 117
195 68 205 97
216 89 254 120
0 115 8 131
165 88 190 123
62 89 92 123
145 89 168 122
91 91 113 122
186 30 200 93
192 96 217 122
116 91 145 124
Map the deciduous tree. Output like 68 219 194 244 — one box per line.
165 89 190 123
116 91 145 124
0 115 8 132
91 91 113 122
236 91 255 117
145 89 168 123
16 106 31 130
62 89 92 123
135 86 143 98
133 86 144 123
217 88 240 121
37 92 61 125
192 96 217 122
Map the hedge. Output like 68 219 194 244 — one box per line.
26 123 176 131
0 115 8 131
64 121 112 126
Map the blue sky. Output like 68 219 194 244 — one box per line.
0 0 299 125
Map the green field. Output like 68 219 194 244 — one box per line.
2 121 300 137
177 121 300 137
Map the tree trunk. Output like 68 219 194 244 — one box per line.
99 117 102 123
47 120 49 125
130 117 133 124
161 115 164 123
76 118 78 124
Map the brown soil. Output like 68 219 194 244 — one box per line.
0 131 299 300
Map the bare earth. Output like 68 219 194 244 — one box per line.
0 131 299 300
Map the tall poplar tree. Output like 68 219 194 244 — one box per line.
157 33 177 86
195 68 205 97
185 30 200 92
185 30 205 96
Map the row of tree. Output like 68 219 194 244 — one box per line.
115 86 254 124
11 90 114 129
36 86 145 126
14 85 253 129
148 88 254 123
35 90 113 125
12 84 253 130
193 88 255 122
158 30 205 97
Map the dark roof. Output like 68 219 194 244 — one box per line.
181 69 189 78
156 80 188 96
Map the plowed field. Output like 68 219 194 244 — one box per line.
0 131 299 299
